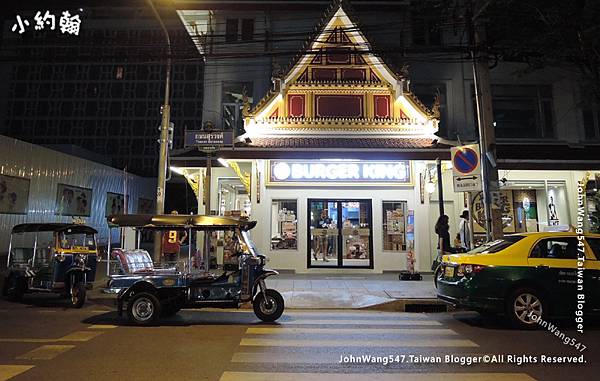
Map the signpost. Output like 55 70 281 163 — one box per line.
451 144 482 193
184 127 233 270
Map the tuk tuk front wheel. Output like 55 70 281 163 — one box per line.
70 283 86 308
253 289 284 322
4 275 25 302
127 292 162 325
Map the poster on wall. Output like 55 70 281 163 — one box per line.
106 192 128 216
55 183 92 216
137 198 155 214
472 190 515 233
0 174 30 214
513 189 539 232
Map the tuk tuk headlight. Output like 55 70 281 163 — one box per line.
74 254 86 266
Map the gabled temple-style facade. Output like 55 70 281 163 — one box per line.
172 2 454 273
172 1 594 273
241 5 439 152
244 6 438 148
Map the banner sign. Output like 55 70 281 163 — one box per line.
267 160 411 186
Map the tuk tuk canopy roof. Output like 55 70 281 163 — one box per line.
11 223 98 235
106 214 257 231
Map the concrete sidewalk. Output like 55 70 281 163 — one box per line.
89 269 440 310
269 273 437 309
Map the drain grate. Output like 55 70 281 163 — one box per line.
404 304 447 313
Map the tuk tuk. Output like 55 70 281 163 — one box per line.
103 214 284 325
2 223 98 307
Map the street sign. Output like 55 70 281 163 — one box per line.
453 175 482 192
184 130 233 148
451 144 482 192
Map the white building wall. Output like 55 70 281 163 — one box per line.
199 161 597 273
0 136 156 251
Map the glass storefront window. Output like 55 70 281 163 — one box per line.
308 199 373 268
585 176 600 233
382 201 407 251
218 177 251 217
270 199 298 250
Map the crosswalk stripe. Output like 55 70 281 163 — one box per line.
0 365 34 381
0 330 104 343
0 338 55 343
87 324 118 329
240 338 478 347
276 319 442 326
246 327 457 335
58 331 104 341
16 345 75 360
219 372 536 381
231 352 332 364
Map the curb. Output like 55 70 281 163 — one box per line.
361 298 451 312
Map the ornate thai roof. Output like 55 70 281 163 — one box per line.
241 0 439 150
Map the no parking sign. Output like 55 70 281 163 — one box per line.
451 144 482 192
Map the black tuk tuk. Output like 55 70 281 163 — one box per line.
103 214 285 325
2 223 98 307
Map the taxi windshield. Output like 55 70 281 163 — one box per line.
469 235 524 254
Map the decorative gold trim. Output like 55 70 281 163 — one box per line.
181 168 201 198
227 160 251 196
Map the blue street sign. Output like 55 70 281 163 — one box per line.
453 147 479 174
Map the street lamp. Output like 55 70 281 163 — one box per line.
148 0 172 262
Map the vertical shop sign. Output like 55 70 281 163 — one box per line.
472 190 515 233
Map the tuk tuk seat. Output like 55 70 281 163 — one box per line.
112 249 155 274
111 249 178 275
10 248 34 265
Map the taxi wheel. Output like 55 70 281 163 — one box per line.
507 287 546 330
253 289 284 322
127 292 162 326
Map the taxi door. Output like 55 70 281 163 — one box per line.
527 236 578 317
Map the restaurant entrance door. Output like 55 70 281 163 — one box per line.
308 199 373 269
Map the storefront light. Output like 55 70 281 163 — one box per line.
169 166 184 175
217 158 229 167
426 180 436 194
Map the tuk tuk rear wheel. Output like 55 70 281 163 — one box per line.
70 283 86 308
253 289 284 322
127 292 162 325
4 275 25 302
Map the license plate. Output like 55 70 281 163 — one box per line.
444 266 455 278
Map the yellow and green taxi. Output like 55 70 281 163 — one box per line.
436 232 600 329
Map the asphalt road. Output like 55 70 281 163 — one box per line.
0 296 598 381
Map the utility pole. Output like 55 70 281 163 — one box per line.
436 158 445 216
467 0 504 241
148 0 172 261
204 152 212 270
